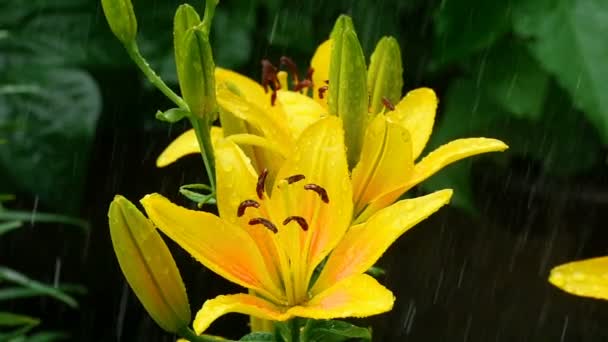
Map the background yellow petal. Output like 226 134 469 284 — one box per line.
215 139 285 294
108 195 190 333
289 274 394 319
276 90 325 139
387 88 437 160
140 193 283 303
351 115 413 217
549 256 608 300
406 138 509 189
272 117 353 284
313 190 452 293
310 39 331 107
156 127 223 168
193 293 290 334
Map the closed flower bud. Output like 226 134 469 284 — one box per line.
101 0 138 45
368 36 403 114
108 195 190 333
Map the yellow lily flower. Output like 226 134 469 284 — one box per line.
549 256 608 300
141 117 453 334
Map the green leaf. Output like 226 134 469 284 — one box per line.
0 210 89 231
0 68 101 213
0 312 39 327
513 0 608 142
239 332 275 341
301 320 371 342
0 283 86 302
0 267 80 308
22 331 69 342
155 108 189 123
179 184 217 206
433 0 511 67
0 220 22 236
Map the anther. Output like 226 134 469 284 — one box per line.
249 217 278 233
285 174 305 184
237 200 260 217
280 56 300 85
318 85 328 99
256 168 269 200
283 216 309 231
261 59 280 106
381 96 395 111
294 67 314 92
304 183 329 203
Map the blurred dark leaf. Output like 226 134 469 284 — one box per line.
301 319 371 342
239 332 274 341
513 0 608 143
0 68 101 213
432 0 512 67
213 2 256 69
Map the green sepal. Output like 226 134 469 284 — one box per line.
155 108 190 123
174 4 201 47
328 15 368 168
179 183 217 206
301 319 372 342
366 265 386 278
239 332 275 341
368 36 403 114
101 0 137 45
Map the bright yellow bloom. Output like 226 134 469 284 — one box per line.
142 117 452 334
157 40 507 223
549 256 608 300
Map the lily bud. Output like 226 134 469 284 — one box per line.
108 195 190 333
368 36 403 114
101 0 137 45
174 6 216 120
328 15 368 168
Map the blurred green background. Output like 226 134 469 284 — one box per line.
2 0 608 341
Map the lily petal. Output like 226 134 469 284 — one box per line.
140 193 283 303
156 127 223 168
310 39 331 107
387 88 437 160
215 67 269 110
351 115 413 217
276 90 326 139
289 274 394 319
355 138 507 223
314 190 453 293
549 256 608 300
192 274 393 334
273 117 353 279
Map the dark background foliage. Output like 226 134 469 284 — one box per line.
2 0 608 340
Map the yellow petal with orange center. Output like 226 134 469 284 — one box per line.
275 90 326 139
156 127 223 168
313 190 453 293
549 256 608 300
387 88 437 161
140 193 284 303
193 274 393 334
355 137 508 223
310 39 331 107
351 114 413 217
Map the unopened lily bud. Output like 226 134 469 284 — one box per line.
328 15 368 168
101 0 137 45
368 36 403 114
108 195 191 333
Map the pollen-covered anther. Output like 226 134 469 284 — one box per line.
381 96 395 111
318 85 328 99
304 183 329 203
261 59 280 106
256 168 269 200
285 174 306 184
294 67 314 92
237 200 260 217
280 56 300 86
282 216 309 231
248 217 278 233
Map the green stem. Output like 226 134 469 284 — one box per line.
201 0 219 34
190 116 216 192
178 327 233 342
125 42 189 110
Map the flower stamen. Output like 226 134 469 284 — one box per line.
261 59 280 106
248 217 278 233
256 168 269 200
285 174 306 184
304 183 329 203
237 200 260 217
282 216 309 231
381 96 395 111
280 56 300 86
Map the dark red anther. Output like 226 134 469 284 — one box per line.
249 217 278 233
256 168 269 200
285 174 305 184
304 183 329 203
237 200 260 217
261 59 281 106
283 216 309 231
381 96 395 111
318 85 328 99
294 67 314 92
280 56 300 86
